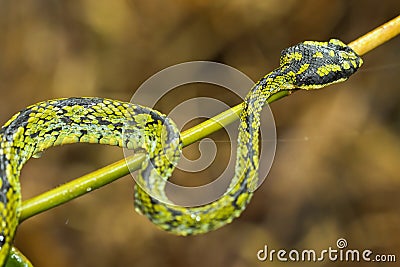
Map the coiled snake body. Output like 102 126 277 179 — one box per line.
0 39 362 265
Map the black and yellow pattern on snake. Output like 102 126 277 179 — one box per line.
0 39 362 265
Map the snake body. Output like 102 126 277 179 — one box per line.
0 39 362 265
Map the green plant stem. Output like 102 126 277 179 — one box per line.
19 15 400 222
348 14 400 55
5 248 33 267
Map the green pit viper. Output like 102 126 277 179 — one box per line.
0 39 362 265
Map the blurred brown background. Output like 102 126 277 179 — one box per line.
0 1 399 266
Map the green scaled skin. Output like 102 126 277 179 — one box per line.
0 39 362 266
135 39 362 235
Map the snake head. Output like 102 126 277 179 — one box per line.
280 39 363 89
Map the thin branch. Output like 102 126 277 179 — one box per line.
348 15 400 56
19 15 400 222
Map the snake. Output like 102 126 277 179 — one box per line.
0 39 362 265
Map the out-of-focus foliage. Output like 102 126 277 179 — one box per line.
0 1 399 266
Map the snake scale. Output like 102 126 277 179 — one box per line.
0 39 362 265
